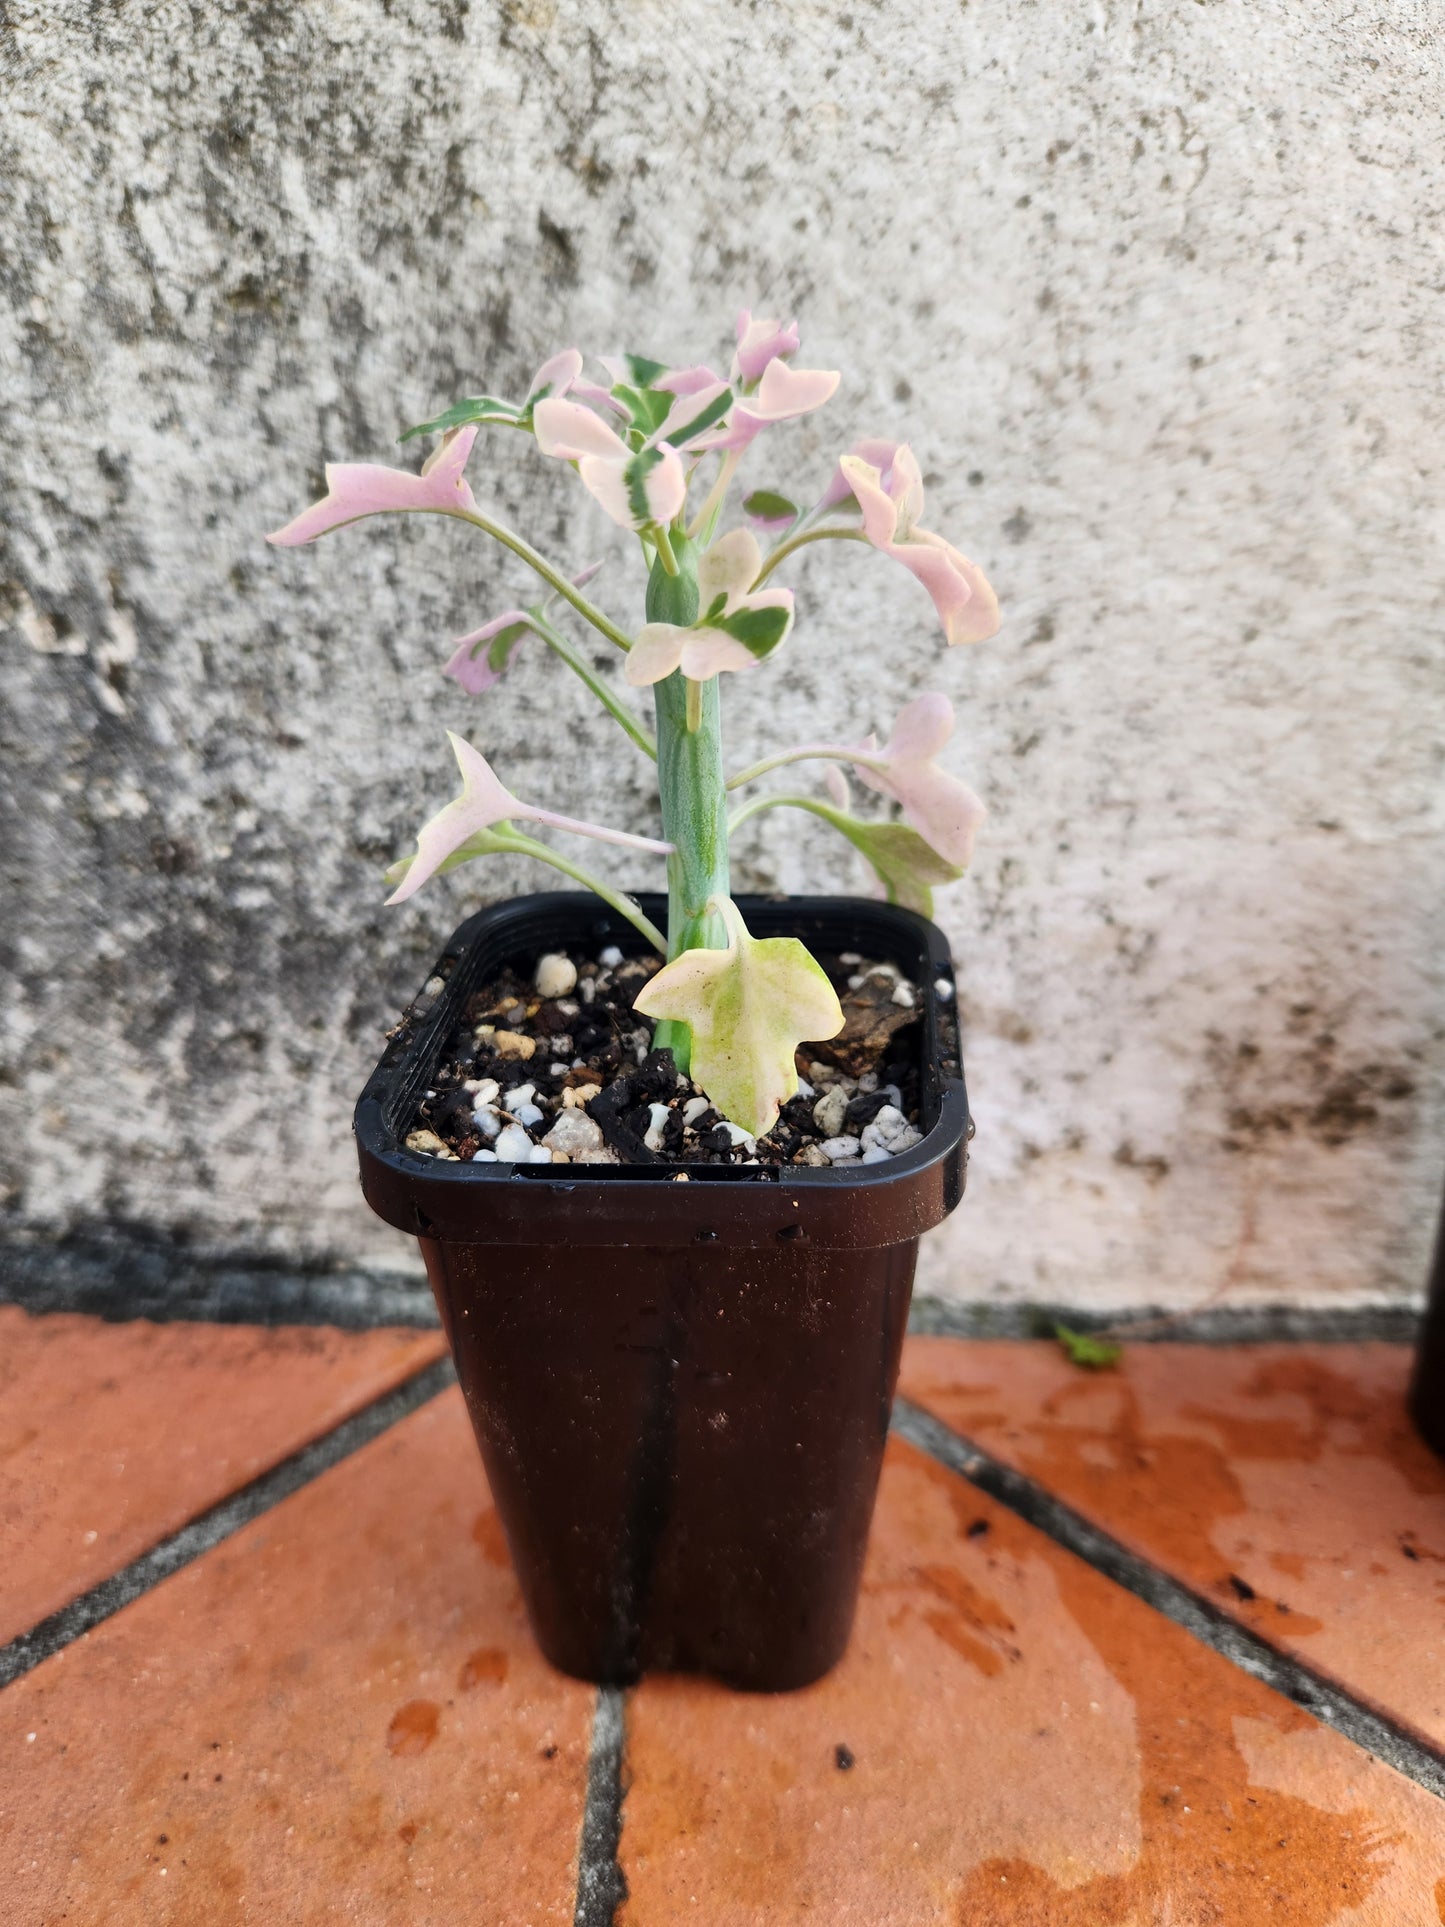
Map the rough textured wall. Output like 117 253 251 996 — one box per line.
2 0 1442 1310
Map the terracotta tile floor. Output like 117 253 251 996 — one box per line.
899 1338 1445 1753
3 1315 1444 1925
0 1308 447 1644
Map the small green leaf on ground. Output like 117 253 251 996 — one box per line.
1054 1323 1122 1370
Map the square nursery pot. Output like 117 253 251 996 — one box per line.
356 892 971 1691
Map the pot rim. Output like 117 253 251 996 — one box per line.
355 891 971 1248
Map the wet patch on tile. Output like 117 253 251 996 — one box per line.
901 1338 1445 1750
617 1437 1445 1923
0 1391 592 1926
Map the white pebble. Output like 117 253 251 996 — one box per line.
472 1148 498 1162
527 1144 553 1163
466 1077 501 1104
682 1096 711 1128
839 951 861 965
857 1071 879 1094
795 1077 815 1099
812 1086 849 1138
847 974 866 990
821 1135 862 1161
472 1107 503 1139
883 1083 903 1109
861 1146 892 1164
493 1122 534 1161
934 977 954 1003
723 1121 755 1149
599 945 624 967
891 983 916 1009
550 1062 570 1076
542 1109 607 1160
534 953 578 998
512 1102 544 1128
503 1083 536 1107
579 977 596 1005
643 1102 672 1152
872 1103 907 1137
893 1126 923 1151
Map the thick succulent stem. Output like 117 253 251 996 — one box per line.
647 535 729 1074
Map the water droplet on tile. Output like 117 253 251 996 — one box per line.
471 1508 510 1567
386 1700 440 1757
458 1646 508 1690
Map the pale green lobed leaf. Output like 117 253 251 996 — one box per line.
632 897 843 1137
809 804 964 917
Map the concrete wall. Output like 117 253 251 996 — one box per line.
3 0 1442 1312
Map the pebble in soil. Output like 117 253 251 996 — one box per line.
403 948 931 1169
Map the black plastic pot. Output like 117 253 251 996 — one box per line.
356 892 970 1691
1408 1182 1445 1457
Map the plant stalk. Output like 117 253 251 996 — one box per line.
457 508 636 654
646 537 729 1074
528 611 658 760
751 523 868 586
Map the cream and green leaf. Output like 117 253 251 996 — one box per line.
633 896 843 1137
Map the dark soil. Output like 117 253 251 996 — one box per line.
402 946 931 1169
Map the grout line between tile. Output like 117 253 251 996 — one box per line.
573 1685 629 1927
892 1396 1445 1803
0 1355 457 1692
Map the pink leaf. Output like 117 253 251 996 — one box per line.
835 446 1000 646
266 427 479 546
694 357 840 452
853 694 987 867
732 311 801 386
386 733 522 904
444 610 533 695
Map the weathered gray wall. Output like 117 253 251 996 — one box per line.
2 0 1442 1311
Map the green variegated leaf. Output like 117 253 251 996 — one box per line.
632 896 843 1136
710 601 792 659
619 353 670 387
801 801 964 917
610 383 675 438
484 620 531 675
742 488 799 527
623 446 672 526
399 395 522 442
671 384 734 442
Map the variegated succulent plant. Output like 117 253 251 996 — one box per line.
267 313 998 1137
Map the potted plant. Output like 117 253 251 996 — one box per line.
267 313 998 1690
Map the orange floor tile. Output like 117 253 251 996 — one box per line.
0 1308 447 1645
617 1434 1445 1925
899 1336 1445 1752
5 1316 1445 1923
0 1389 594 1927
